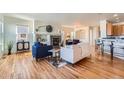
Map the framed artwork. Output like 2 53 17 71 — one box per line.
20 34 26 38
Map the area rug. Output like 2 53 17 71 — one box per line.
47 59 67 68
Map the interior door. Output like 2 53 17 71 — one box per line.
89 27 100 46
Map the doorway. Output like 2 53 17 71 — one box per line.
89 26 100 46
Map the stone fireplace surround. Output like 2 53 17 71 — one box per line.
36 34 61 47
50 35 61 47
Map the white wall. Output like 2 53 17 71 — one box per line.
34 20 62 45
0 15 4 22
100 20 107 38
34 20 61 35
75 26 90 43
89 26 100 45
4 16 33 54
61 27 74 42
62 26 90 43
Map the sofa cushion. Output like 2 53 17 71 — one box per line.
66 39 80 45
73 39 80 44
32 43 53 59
34 42 41 47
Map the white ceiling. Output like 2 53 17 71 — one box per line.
3 13 124 26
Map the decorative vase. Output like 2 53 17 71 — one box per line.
8 49 11 55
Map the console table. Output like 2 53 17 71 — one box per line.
17 41 30 52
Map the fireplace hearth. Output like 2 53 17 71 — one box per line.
51 35 61 47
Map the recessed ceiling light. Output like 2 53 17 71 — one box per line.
113 14 118 17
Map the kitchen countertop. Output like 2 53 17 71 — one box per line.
100 38 124 60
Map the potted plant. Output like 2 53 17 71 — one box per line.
7 41 14 55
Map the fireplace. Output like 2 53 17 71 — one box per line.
51 35 61 47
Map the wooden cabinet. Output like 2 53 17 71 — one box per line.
112 25 117 35
113 25 123 36
113 25 117 35
121 25 124 35
106 22 124 36
107 22 113 35
118 25 122 35
17 41 30 52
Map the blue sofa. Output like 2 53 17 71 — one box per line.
32 42 53 61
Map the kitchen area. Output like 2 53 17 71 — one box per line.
99 14 124 60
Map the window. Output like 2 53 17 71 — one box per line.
0 21 3 56
16 25 29 42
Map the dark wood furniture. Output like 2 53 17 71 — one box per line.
107 23 124 36
107 22 113 35
106 21 124 36
17 41 30 52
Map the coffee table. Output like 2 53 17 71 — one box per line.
48 49 61 67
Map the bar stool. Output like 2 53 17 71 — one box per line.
95 39 103 54
102 40 114 59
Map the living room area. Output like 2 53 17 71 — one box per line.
0 13 95 63
1 0 124 92
0 13 124 79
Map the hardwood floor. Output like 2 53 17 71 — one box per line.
0 52 124 79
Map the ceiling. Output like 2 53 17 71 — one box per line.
3 13 124 26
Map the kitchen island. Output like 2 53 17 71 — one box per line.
101 37 124 60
